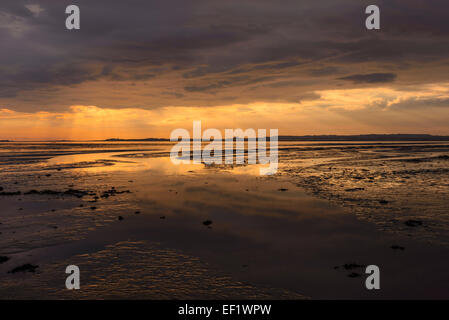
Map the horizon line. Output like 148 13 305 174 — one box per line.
3 133 449 142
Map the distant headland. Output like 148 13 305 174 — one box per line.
105 134 449 142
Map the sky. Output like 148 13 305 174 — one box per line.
1 0 449 140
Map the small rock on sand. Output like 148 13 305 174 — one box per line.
8 264 39 273
203 220 213 226
118 216 124 221
0 256 10 264
0 191 21 196
404 220 423 227
345 188 365 192
347 272 361 278
343 263 366 270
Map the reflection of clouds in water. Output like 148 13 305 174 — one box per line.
0 241 306 299
1 141 449 298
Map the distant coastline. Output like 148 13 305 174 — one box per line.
105 138 169 142
105 134 449 142
278 134 449 141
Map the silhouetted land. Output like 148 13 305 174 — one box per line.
105 134 449 142
278 134 449 141
105 138 169 142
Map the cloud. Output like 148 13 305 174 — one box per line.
388 97 449 110
24 4 44 17
0 0 448 116
0 11 30 38
307 66 341 77
338 73 397 84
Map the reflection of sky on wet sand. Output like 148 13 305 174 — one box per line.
0 142 449 299
46 149 271 176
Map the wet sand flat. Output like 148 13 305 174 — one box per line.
0 141 448 299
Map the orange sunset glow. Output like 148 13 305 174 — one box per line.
2 82 449 140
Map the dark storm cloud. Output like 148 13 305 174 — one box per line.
338 73 397 84
183 61 301 79
0 0 448 111
307 66 341 77
226 61 302 76
184 80 234 93
184 75 283 93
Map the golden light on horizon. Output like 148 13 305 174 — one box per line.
2 82 449 140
